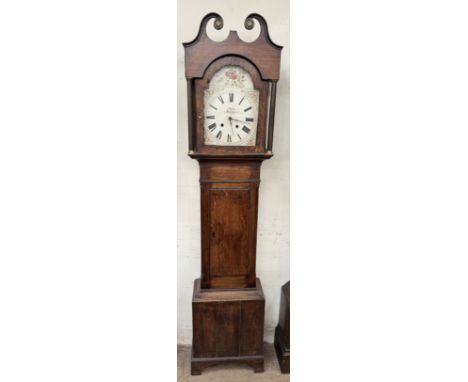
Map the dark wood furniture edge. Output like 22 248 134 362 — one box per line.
274 326 290 374
274 281 290 374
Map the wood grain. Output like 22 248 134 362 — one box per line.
199 161 260 289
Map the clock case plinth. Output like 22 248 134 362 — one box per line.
191 278 265 375
184 13 282 375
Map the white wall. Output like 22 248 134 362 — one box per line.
177 0 290 344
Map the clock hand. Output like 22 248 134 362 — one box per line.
229 116 252 124
228 117 235 136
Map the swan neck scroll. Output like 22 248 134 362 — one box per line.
183 13 282 81
182 12 223 47
244 13 282 49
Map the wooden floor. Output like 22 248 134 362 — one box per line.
177 343 290 381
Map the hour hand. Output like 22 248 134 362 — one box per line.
228 117 234 134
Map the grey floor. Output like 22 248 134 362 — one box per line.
177 344 290 382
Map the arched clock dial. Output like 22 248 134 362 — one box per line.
203 65 259 146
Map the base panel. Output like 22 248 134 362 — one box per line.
191 278 265 375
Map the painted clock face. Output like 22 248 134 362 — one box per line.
204 65 259 146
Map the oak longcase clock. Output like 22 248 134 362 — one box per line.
183 13 282 375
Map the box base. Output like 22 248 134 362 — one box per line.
191 278 265 375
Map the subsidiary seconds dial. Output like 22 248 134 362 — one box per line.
204 88 258 146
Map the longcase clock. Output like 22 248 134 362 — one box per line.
183 13 282 375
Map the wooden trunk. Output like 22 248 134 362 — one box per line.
191 278 265 375
199 160 261 289
274 281 290 373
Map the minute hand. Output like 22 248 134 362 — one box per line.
229 116 254 123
